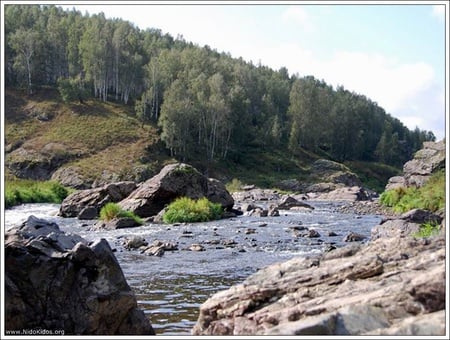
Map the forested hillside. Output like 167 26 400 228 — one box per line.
4 4 435 189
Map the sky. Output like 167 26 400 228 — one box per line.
45 1 450 139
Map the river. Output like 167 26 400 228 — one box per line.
4 201 382 335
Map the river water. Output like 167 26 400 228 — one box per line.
4 202 382 335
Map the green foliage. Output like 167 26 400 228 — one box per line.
57 77 88 103
380 169 445 213
225 178 243 193
5 180 70 208
412 222 441 238
99 202 143 224
162 197 223 223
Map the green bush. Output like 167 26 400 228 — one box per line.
226 178 243 193
99 202 143 225
57 76 88 103
412 222 441 238
380 169 445 213
5 180 70 209
163 197 223 223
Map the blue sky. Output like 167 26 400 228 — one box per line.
56 1 447 139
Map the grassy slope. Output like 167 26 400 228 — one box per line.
5 88 171 182
4 88 397 191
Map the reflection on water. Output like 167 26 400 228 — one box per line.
4 202 382 335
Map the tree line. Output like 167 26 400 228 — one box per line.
4 4 435 167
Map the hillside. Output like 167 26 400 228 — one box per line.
4 88 400 192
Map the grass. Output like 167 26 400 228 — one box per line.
380 169 445 213
225 178 244 193
412 222 442 238
5 88 164 185
162 197 223 223
99 202 143 225
5 180 71 208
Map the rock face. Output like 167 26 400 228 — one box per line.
310 159 362 187
119 163 234 218
51 166 90 189
192 220 445 336
6 143 77 180
59 181 137 218
4 216 154 335
385 139 445 190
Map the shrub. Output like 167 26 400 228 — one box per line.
163 197 223 223
226 178 243 193
99 202 143 225
379 186 407 208
412 222 441 238
380 169 445 213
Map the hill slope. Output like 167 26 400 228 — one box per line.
4 88 400 192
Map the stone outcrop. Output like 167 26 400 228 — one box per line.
310 159 362 187
385 139 445 190
51 166 90 189
5 216 154 335
119 163 234 218
192 225 445 336
5 143 77 180
59 181 137 218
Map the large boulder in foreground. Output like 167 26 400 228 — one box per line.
5 216 154 335
119 163 234 218
192 221 445 336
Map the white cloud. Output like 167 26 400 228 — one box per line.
431 5 445 21
282 6 314 32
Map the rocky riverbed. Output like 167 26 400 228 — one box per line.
4 199 383 335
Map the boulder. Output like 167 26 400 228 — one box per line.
119 163 233 218
192 231 445 336
277 195 314 210
310 186 370 201
59 181 137 218
385 139 445 191
403 140 445 187
207 178 234 210
93 217 141 230
4 216 154 335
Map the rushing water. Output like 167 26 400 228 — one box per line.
4 201 382 335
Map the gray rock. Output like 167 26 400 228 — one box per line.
77 206 98 220
119 163 233 218
51 166 89 189
385 139 445 191
4 216 154 335
192 233 445 336
5 143 76 180
59 181 137 218
93 217 141 230
277 195 314 210
207 178 234 210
